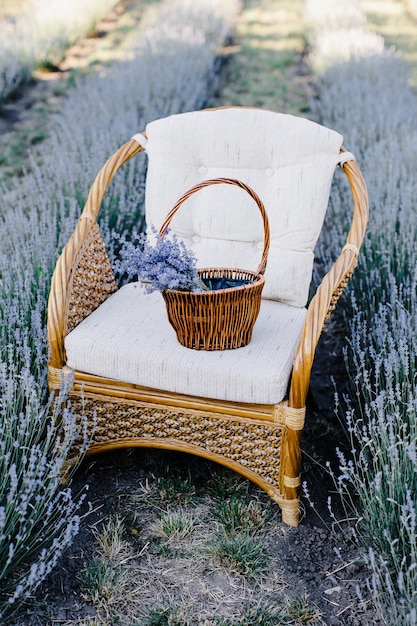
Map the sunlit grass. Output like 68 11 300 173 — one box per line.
359 0 417 86
210 0 310 115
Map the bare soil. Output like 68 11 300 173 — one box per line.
30 441 376 626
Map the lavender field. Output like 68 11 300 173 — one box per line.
0 0 124 104
306 0 417 622
0 0 417 623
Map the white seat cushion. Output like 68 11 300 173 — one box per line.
143 108 344 307
65 283 307 405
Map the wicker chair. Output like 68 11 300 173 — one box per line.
47 107 368 527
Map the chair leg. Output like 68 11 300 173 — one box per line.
282 428 302 527
279 497 300 527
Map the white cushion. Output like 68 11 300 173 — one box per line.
65 283 307 405
143 108 344 307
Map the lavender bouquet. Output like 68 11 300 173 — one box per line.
114 227 202 293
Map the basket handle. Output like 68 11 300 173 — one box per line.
159 177 270 276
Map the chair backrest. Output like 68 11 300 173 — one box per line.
140 108 347 307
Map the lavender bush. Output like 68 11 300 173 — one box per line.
115 229 201 293
0 0 240 618
0 371 88 620
305 0 417 622
0 0 121 105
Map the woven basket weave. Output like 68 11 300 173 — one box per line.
159 177 270 350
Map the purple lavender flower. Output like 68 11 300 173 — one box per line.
114 227 202 293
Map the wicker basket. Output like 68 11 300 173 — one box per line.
159 177 270 350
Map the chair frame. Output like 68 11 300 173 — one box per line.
47 109 368 527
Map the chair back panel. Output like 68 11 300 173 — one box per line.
143 108 343 307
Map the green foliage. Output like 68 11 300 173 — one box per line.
147 471 198 506
285 596 324 624
78 558 128 605
93 515 129 561
213 496 270 534
205 468 254 500
217 597 323 625
157 509 196 541
211 530 270 579
143 605 188 626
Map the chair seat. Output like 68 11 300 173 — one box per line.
65 283 307 405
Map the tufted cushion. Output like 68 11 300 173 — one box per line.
142 108 344 307
65 283 307 405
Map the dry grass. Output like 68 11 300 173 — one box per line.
54 453 324 626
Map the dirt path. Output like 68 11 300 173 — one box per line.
209 0 312 115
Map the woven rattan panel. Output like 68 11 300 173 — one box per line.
65 224 117 335
71 394 286 492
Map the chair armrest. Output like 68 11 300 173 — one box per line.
289 152 369 409
47 138 145 373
